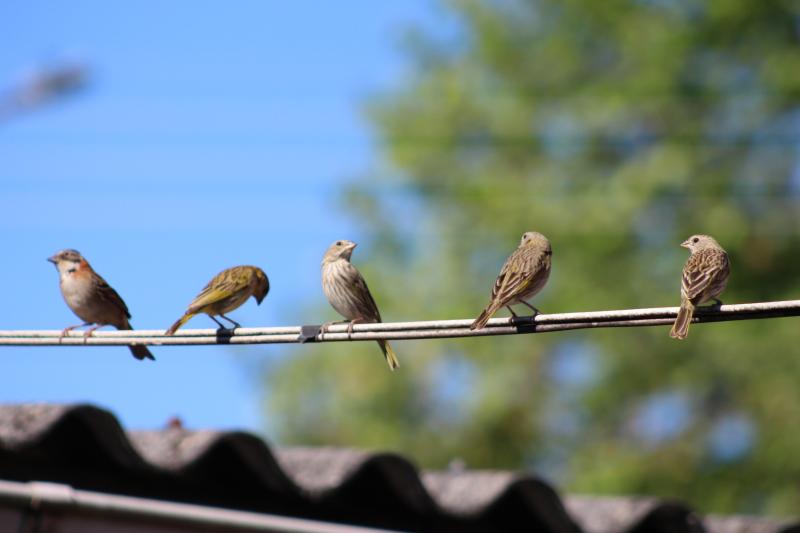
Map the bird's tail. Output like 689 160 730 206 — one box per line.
470 302 500 331
129 344 155 361
118 321 155 361
165 313 194 336
377 340 399 371
670 300 694 340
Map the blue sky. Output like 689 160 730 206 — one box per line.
0 1 437 432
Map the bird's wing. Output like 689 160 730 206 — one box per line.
94 275 132 319
491 246 546 305
351 271 383 322
681 249 728 301
187 268 251 313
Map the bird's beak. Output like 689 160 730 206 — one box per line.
680 240 691 249
47 255 58 264
347 242 357 252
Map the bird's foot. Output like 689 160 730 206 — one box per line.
347 318 368 340
701 299 723 310
219 314 241 332
507 303 539 325
320 320 351 335
210 316 234 335
59 323 90 342
520 301 541 317
83 324 104 337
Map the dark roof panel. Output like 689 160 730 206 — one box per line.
0 403 795 533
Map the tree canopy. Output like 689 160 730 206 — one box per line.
265 0 800 515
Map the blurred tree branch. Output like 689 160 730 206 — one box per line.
0 62 88 123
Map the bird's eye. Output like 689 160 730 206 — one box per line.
692 237 699 243
336 241 342 246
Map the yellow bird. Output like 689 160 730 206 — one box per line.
165 265 269 335
470 232 552 330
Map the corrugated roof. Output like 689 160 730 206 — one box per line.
0 403 795 533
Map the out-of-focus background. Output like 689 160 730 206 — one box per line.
2 0 799 516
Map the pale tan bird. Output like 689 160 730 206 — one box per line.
321 240 399 370
670 234 730 340
470 232 552 330
165 265 269 335
48 249 154 361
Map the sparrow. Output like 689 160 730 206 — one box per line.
321 240 399 370
48 249 154 361
670 234 730 340
165 265 269 335
470 231 552 330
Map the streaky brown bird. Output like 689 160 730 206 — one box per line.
471 232 552 330
670 234 730 340
321 240 399 370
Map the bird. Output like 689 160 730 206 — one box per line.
669 234 730 340
321 240 399 370
470 231 552 330
48 249 154 361
165 265 269 335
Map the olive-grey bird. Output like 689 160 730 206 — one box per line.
670 234 730 340
470 232 552 330
48 249 154 361
166 265 269 335
321 240 399 370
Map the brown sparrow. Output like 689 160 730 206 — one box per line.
670 234 730 340
322 240 399 370
48 249 154 360
470 231 552 330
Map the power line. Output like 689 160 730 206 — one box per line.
0 300 797 348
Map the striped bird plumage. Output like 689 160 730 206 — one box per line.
322 259 382 323
670 234 730 340
680 248 730 305
321 240 398 370
470 232 552 330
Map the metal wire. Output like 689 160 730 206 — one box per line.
0 300 797 348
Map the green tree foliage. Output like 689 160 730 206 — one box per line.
265 0 800 514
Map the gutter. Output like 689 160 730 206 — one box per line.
0 480 403 533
